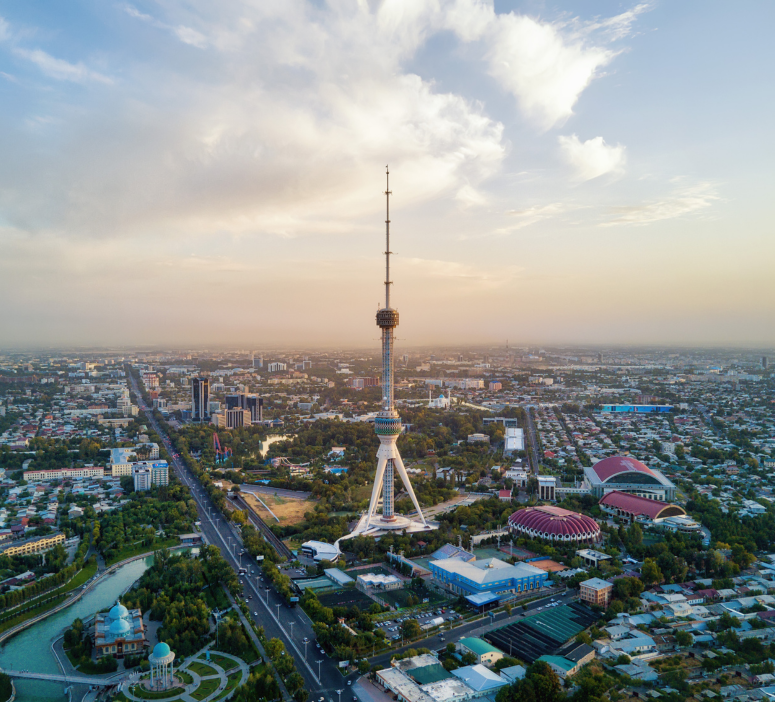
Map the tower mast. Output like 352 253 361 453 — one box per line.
366 167 428 529
385 166 392 311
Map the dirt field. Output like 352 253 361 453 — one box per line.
242 492 316 526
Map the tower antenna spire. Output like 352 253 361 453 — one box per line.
385 165 392 309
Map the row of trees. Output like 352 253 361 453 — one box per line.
0 530 92 611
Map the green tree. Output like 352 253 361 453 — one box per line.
641 558 663 585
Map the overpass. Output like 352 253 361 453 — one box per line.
0 668 126 686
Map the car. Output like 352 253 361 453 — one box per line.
253 612 258 616
303 637 310 644
347 681 352 686
353 697 358 701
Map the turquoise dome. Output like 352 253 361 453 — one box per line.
153 642 171 658
109 618 131 635
109 602 129 621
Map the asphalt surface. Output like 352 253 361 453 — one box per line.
368 589 577 667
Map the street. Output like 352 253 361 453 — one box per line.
368 589 577 667
127 373 351 700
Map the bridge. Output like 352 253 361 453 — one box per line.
0 668 127 686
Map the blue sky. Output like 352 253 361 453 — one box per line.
0 1 773 347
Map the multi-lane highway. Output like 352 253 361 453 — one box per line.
126 372 352 701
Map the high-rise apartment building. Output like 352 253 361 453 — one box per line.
192 377 210 422
225 408 251 429
133 466 151 491
225 393 263 422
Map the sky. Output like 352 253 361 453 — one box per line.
0 0 773 349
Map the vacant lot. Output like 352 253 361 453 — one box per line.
243 492 315 526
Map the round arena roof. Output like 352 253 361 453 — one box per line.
508 505 600 542
591 456 657 483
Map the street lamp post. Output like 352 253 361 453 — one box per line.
317 660 323 680
265 587 270 604
336 690 343 702
276 603 281 620
289 622 295 640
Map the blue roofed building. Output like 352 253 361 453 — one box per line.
430 544 476 562
429 557 548 598
450 665 509 693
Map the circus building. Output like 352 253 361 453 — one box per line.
94 601 147 659
598 491 695 531
508 506 601 544
583 456 676 501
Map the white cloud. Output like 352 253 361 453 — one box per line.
173 25 208 48
604 181 719 226
13 47 112 84
577 3 652 41
496 203 566 233
485 15 616 130
0 1 505 239
558 134 626 181
455 184 488 208
437 1 642 130
404 256 522 289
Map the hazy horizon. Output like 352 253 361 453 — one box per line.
1 1 773 347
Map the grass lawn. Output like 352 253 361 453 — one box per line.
191 677 221 701
187 661 218 678
213 670 243 701
176 670 194 685
106 538 180 566
379 586 446 610
132 685 183 700
208 654 237 671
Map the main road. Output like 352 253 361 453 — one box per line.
127 373 350 701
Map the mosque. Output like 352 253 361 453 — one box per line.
94 600 147 659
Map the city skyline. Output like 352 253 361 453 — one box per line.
1 1 774 347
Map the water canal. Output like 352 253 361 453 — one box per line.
0 554 155 701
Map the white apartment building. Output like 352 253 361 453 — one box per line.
24 466 105 482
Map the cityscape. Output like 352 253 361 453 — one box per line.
0 4 774 702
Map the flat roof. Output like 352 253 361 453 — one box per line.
580 577 612 590
459 637 502 657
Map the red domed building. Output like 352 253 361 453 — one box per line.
508 505 601 544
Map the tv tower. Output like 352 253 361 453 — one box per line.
335 169 435 549
357 168 431 533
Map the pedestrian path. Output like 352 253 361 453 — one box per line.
120 644 249 702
